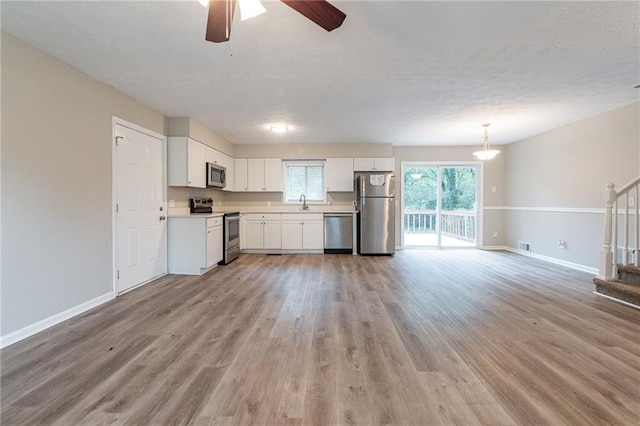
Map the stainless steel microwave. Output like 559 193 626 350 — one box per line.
206 162 226 188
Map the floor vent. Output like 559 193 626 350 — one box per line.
518 241 531 252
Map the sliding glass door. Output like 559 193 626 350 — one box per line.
402 164 478 248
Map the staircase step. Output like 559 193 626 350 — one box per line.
618 264 640 285
593 277 640 307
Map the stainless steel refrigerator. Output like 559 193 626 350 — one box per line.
356 172 395 255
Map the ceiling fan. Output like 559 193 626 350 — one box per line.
204 0 347 43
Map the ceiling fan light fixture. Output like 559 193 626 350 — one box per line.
270 123 289 133
238 0 266 21
473 123 501 161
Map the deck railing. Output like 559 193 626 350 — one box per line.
600 177 640 279
404 210 476 242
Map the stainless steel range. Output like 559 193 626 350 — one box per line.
221 212 240 265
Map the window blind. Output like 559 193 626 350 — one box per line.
284 161 325 202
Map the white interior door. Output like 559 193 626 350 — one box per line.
115 123 166 293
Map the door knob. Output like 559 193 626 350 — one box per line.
159 215 166 221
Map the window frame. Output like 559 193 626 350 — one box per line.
282 160 327 205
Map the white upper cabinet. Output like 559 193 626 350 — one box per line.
264 158 283 192
221 153 234 192
235 158 282 192
168 137 207 188
234 158 248 192
353 157 395 172
206 147 224 166
247 158 266 191
325 157 354 192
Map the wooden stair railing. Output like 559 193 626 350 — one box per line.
599 176 640 279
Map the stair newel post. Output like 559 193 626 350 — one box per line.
633 185 640 266
599 183 616 280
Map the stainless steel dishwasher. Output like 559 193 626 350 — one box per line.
324 213 353 254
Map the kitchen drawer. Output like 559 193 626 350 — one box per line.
281 213 323 221
246 213 282 221
207 217 223 228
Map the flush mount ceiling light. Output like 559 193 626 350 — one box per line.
473 123 501 161
270 123 289 133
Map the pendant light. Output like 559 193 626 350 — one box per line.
473 123 500 160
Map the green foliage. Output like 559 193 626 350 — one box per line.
404 167 476 211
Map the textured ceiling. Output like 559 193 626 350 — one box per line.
2 1 639 146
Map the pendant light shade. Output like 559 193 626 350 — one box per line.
238 0 266 20
473 123 500 160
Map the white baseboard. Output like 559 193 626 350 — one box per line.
502 247 598 275
593 291 640 310
481 245 510 251
1 292 115 349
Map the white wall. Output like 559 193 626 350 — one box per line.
233 142 393 159
1 33 166 338
502 102 640 270
2 29 637 343
167 117 234 156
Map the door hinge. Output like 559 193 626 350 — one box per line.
116 203 119 213
115 136 123 146
117 270 120 279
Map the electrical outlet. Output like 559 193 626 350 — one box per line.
558 240 566 250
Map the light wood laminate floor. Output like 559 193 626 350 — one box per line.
2 250 639 425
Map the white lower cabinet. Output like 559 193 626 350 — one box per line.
281 221 303 249
168 216 223 275
280 213 324 250
301 219 324 249
206 222 223 267
244 213 323 252
245 214 282 250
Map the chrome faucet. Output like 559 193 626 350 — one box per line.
299 194 309 210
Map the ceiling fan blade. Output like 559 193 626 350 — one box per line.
280 0 346 32
206 0 237 43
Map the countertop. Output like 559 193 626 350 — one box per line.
168 206 356 218
167 212 224 219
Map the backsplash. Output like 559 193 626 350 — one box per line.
167 187 356 210
167 186 227 208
